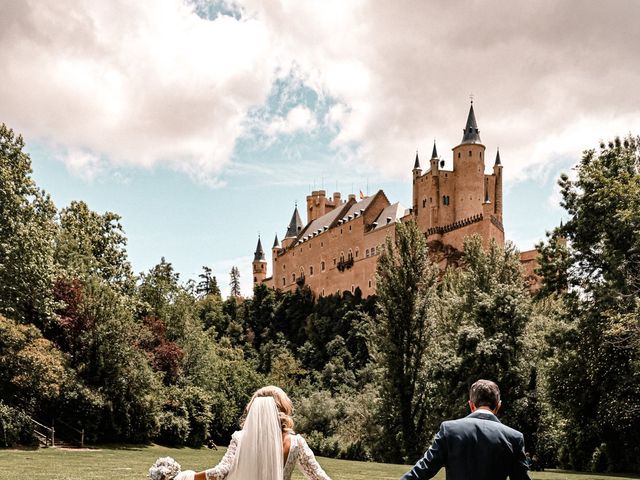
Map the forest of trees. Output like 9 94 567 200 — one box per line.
0 123 639 473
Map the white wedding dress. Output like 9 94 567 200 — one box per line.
204 430 331 480
175 397 330 480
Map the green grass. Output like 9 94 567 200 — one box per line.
0 445 637 480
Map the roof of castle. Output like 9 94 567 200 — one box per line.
461 102 482 145
273 234 280 249
294 191 387 246
431 141 438 159
371 202 408 231
413 150 421 170
495 148 501 166
284 206 304 239
297 204 347 242
254 237 266 261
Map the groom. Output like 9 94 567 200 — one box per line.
401 379 530 480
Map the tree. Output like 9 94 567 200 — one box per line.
229 266 241 297
0 314 67 413
55 200 134 292
540 135 640 472
196 266 221 298
438 237 534 442
373 220 440 462
0 124 57 324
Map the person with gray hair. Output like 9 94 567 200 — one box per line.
401 379 530 480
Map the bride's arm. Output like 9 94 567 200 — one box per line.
193 434 239 480
296 435 332 480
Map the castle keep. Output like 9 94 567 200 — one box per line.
252 103 521 297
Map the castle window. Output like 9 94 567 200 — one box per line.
349 225 352 231
422 199 426 208
292 273 296 282
468 150 472 157
348 249 353 261
321 261 325 271
351 285 355 293
334 258 337 265
321 288 325 296
283 264 286 271
458 152 461 158
340 252 345 262
321 242 323 247
355 248 359 258
282 277 285 286
430 197 432 203
368 279 372 288
254 277 257 282
310 265 314 276
340 228 343 234
480 151 482 158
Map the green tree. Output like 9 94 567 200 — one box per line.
373 220 439 462
0 314 67 413
196 266 221 298
0 124 57 324
540 135 640 472
439 237 534 441
55 200 134 292
229 266 241 297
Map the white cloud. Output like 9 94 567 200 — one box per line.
265 105 317 137
2 0 640 186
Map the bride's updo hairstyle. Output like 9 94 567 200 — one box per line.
243 385 294 433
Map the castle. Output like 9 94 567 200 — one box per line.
252 103 537 297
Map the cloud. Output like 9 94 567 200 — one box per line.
2 0 640 186
265 105 317 137
0 0 274 184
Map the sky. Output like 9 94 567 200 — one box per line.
2 0 640 297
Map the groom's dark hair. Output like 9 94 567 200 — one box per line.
470 379 500 410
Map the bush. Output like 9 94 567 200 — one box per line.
0 402 34 447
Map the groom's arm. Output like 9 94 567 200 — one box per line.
400 424 447 480
509 434 531 480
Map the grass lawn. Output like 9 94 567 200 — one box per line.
0 444 638 480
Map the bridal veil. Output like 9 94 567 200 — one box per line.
227 396 284 480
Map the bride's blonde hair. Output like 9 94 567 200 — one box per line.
243 386 294 433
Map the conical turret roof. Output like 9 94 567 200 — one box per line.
272 233 280 249
461 102 482 144
254 236 265 262
495 148 502 166
413 150 421 170
431 141 438 159
285 205 304 239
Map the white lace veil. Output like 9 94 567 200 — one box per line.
227 396 283 480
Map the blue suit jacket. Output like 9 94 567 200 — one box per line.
401 410 531 480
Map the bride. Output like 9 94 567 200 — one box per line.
182 386 331 480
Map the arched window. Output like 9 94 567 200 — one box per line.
292 273 296 282
310 265 314 276
321 261 325 271
340 251 345 262
254 276 257 282
282 277 285 286
351 285 355 293
355 248 359 258
422 199 427 208
368 279 372 288
348 249 353 261
366 248 369 257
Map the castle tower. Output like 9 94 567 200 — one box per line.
493 148 503 222
252 236 267 285
452 102 486 221
412 150 421 212
282 205 304 249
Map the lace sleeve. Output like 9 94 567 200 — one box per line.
296 435 332 480
205 433 240 480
